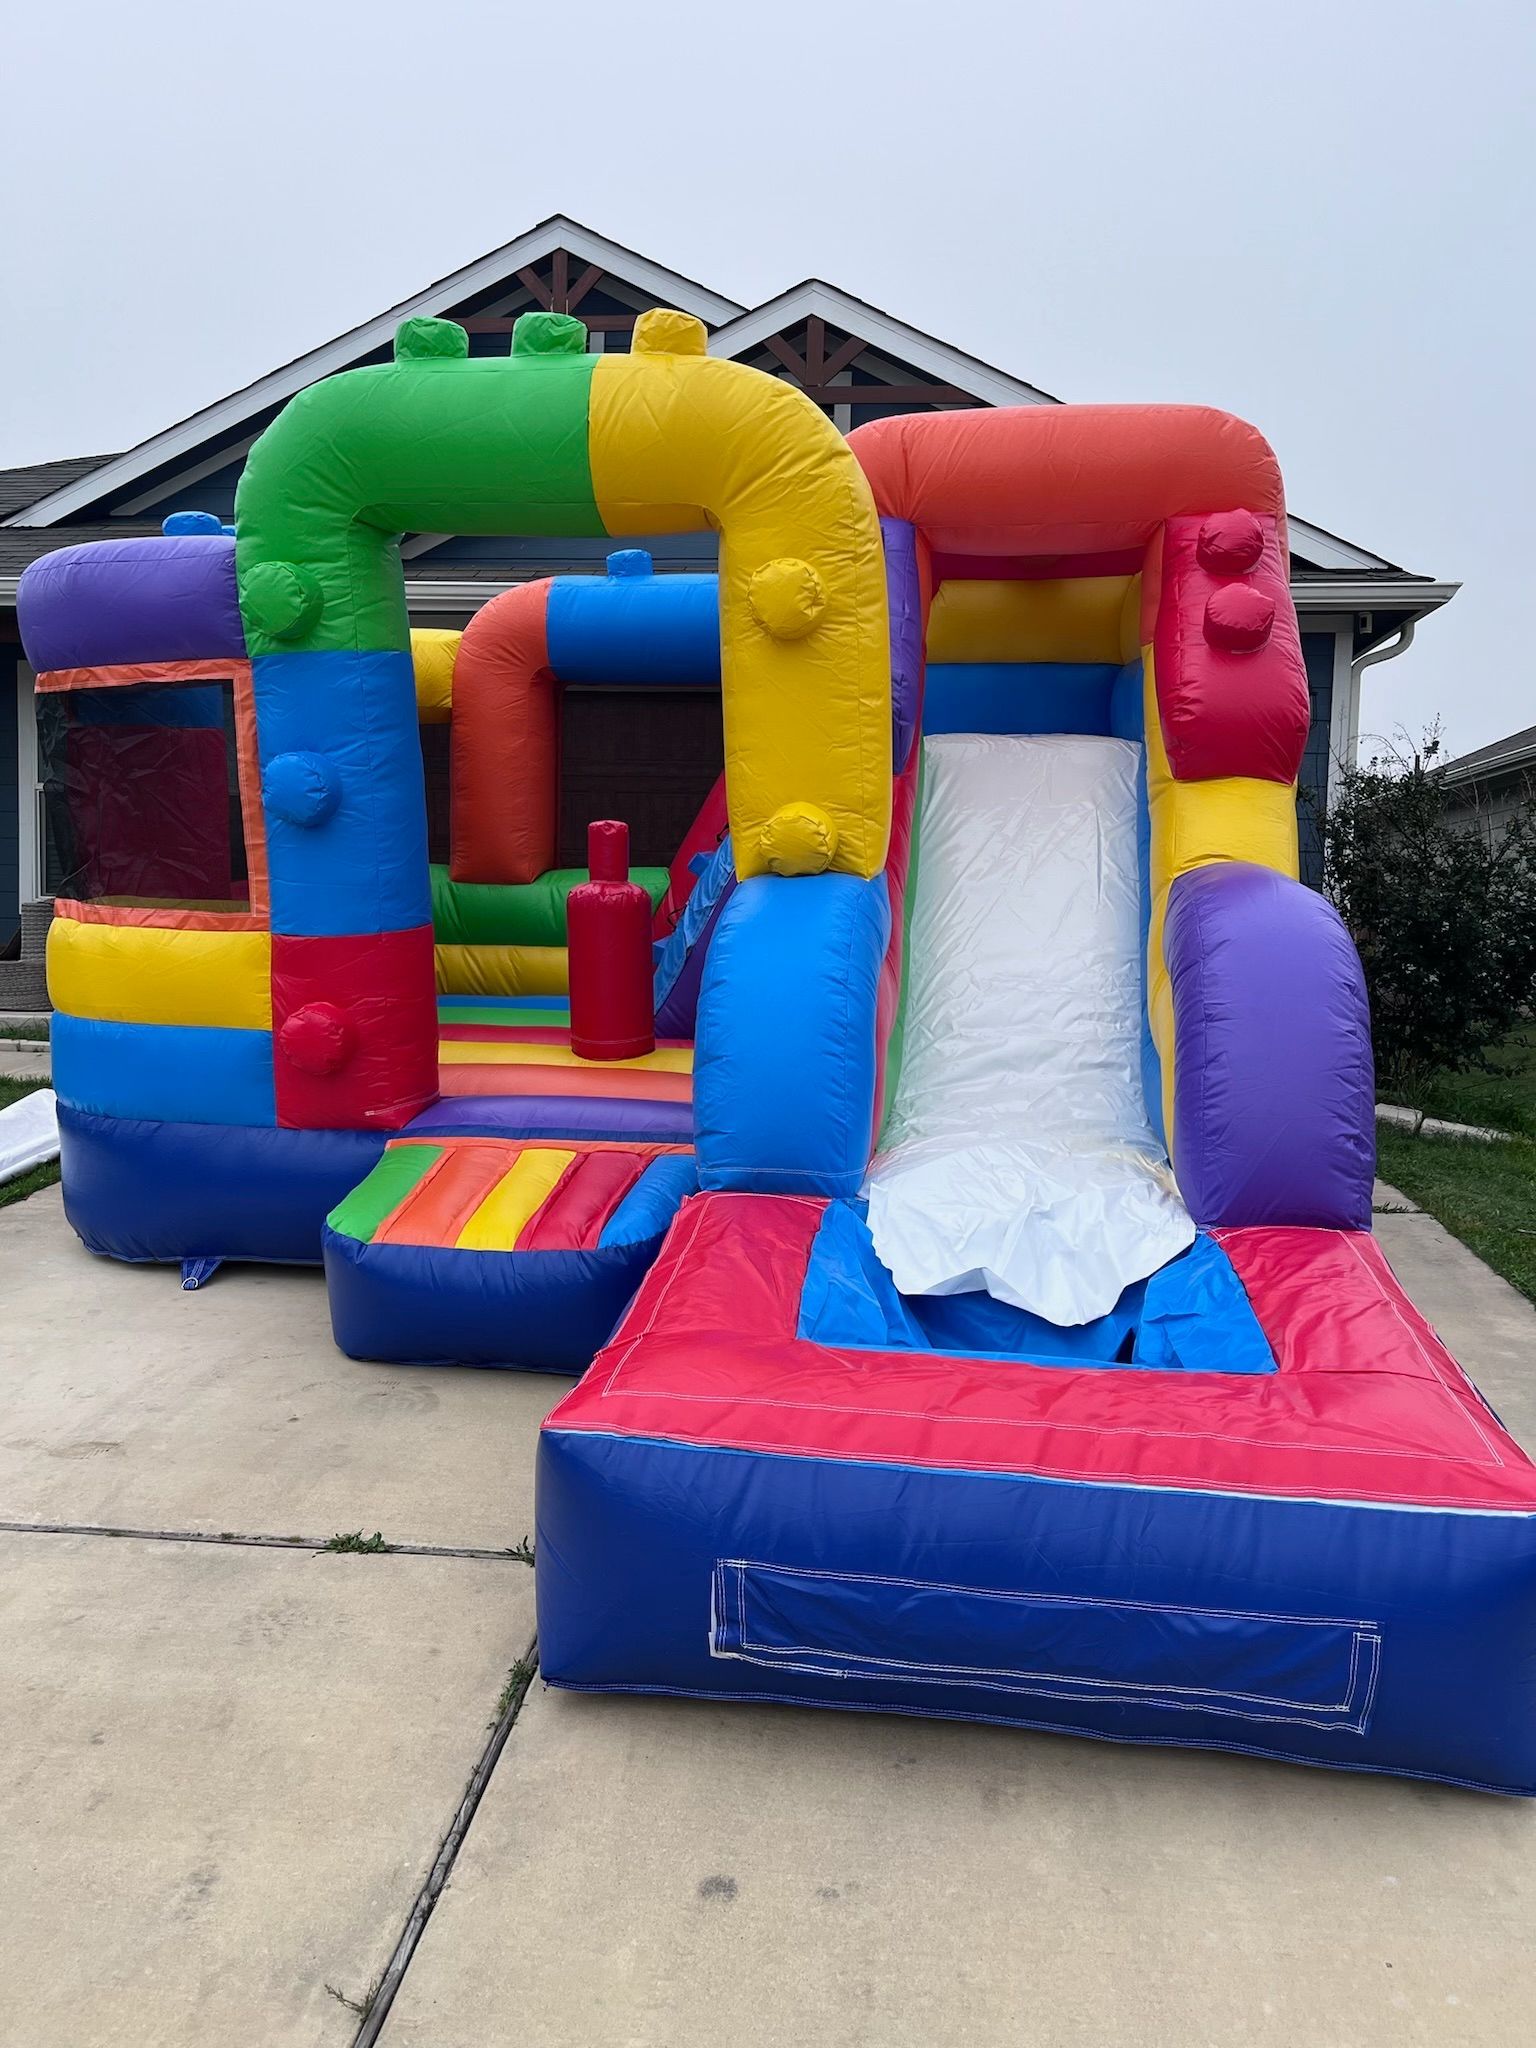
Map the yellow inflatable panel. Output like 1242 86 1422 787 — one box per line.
926 577 1135 666
1116 576 1143 663
48 920 272 1029
1142 654 1299 1140
588 348 890 880
456 1147 575 1250
434 944 569 997
411 628 460 724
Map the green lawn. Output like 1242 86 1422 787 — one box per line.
1376 1122 1536 1303
0 1075 60 1210
1413 1027 1536 1139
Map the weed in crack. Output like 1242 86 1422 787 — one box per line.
491 1653 538 1727
324 1974 380 2018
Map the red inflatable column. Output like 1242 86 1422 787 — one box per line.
568 820 656 1062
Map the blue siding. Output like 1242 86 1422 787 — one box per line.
1298 632 1337 890
0 650 19 945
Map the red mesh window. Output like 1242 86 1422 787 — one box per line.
40 679 251 911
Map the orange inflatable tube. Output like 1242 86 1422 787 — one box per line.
450 579 557 885
850 405 1286 559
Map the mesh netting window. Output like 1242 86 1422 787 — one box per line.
557 687 723 868
416 687 724 875
39 680 252 912
419 722 453 867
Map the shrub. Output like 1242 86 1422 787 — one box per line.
1321 730 1536 1108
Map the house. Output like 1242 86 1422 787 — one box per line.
1438 725 1536 842
0 213 1460 947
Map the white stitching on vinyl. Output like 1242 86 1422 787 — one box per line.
552 1417 1528 1512
707 1559 1382 1732
720 1558 1377 1629
600 1372 1497 1467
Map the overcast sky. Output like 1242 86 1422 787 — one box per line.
7 2 1532 756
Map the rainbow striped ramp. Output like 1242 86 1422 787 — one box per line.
323 1137 697 1373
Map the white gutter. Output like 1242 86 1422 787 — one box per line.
0 573 1467 612
1290 579 1459 616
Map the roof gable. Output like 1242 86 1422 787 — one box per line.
6 216 744 528
711 279 1058 411
0 219 1430 593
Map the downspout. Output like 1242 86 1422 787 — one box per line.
1346 618 1421 1138
1345 617 1416 767
1352 617 1416 686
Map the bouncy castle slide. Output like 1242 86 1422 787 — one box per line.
536 404 1536 1795
18 310 1536 1791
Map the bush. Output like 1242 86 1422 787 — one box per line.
1321 730 1536 1108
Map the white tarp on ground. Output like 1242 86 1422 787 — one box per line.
865 733 1193 1325
0 1086 59 1186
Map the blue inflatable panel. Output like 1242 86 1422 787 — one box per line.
53 1014 276 1128
796 1202 1274 1373
600 1154 701 1247
923 663 1118 736
252 650 431 937
546 570 720 686
652 833 735 1039
324 1230 672 1372
537 1429 1536 1794
695 873 890 1197
57 1107 385 1264
323 1149 699 1371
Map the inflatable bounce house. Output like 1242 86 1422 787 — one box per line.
19 308 1536 1793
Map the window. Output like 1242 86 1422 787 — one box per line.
38 676 253 913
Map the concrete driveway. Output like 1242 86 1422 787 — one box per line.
1 1179 1532 2047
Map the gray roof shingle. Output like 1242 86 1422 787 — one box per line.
1439 725 1536 783
0 455 118 520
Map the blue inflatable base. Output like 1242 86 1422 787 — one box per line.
57 1106 387 1265
323 1228 672 1373
537 1429 1536 1795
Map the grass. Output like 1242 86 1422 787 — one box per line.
1376 1123 1536 1304
1410 1028 1536 1139
0 1075 59 1210
491 1651 538 1727
0 1019 50 1042
321 1529 391 1554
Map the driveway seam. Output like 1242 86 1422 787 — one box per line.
0 1518 534 1563
351 1633 540 2047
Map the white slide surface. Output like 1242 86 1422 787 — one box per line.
0 1086 59 1186
865 733 1193 1325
